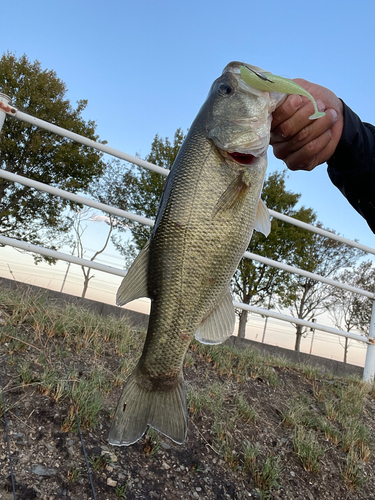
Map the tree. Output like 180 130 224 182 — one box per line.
70 209 115 298
232 171 317 338
0 52 105 250
280 229 365 351
348 260 375 334
124 128 186 249
326 260 375 361
66 159 134 296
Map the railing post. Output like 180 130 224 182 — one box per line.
0 93 11 132
363 299 375 382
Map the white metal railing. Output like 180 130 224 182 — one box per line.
1 93 375 381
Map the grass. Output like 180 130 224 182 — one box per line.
190 341 280 386
293 426 326 473
278 379 372 481
341 449 366 490
281 394 311 427
17 361 34 386
0 287 139 356
89 453 111 471
116 478 130 498
243 442 282 499
235 393 258 423
188 382 226 415
67 467 82 483
62 378 103 431
0 286 142 435
144 427 161 456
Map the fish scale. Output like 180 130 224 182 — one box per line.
109 62 284 446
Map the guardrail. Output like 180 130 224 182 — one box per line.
1 92 375 381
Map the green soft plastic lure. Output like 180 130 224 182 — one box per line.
240 64 325 120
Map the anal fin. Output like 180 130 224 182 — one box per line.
195 289 235 345
116 240 150 306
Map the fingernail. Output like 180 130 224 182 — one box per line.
316 99 325 112
290 95 302 109
328 109 338 121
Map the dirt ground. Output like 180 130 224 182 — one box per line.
1 292 375 500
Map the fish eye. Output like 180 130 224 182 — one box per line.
218 83 233 96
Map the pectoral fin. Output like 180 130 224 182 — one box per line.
116 240 150 306
212 175 250 218
254 199 271 237
195 289 235 345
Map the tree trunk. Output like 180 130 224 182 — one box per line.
81 278 89 298
81 267 91 298
295 324 304 352
238 309 248 339
344 337 348 364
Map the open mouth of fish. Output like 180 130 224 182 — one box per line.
219 149 256 166
227 151 255 165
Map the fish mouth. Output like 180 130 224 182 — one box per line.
227 151 255 165
220 149 256 165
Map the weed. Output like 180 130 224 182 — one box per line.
18 361 34 386
235 393 258 423
188 388 210 415
144 427 160 456
340 417 371 460
113 372 127 387
67 468 82 482
320 420 340 445
62 379 103 431
297 362 320 380
1 326 29 353
184 353 195 368
119 357 134 377
336 382 368 421
89 453 110 471
243 441 259 474
243 443 282 499
38 368 67 402
293 426 326 473
213 419 239 470
324 397 340 421
188 382 225 415
256 456 283 499
90 366 112 393
281 396 310 427
341 450 365 490
116 483 128 498
312 382 326 403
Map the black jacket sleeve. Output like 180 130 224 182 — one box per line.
327 101 375 233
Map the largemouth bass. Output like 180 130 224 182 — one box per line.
109 61 284 446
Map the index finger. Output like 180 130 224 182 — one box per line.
271 94 302 131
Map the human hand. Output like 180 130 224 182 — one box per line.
270 79 344 171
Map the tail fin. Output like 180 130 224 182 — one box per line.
109 368 188 446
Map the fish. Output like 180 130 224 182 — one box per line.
240 64 326 120
109 61 285 447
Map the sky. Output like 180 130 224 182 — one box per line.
2 0 375 245
1 0 375 365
